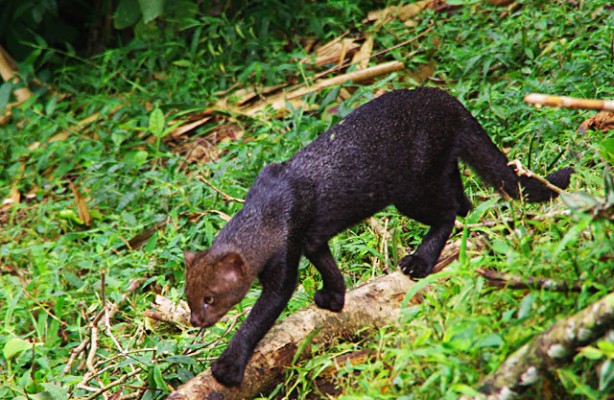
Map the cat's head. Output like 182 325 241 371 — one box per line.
183 250 252 328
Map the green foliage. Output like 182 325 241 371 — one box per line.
1 0 613 399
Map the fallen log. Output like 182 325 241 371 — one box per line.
166 238 482 400
469 291 614 400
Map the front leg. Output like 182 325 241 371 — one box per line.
212 254 298 387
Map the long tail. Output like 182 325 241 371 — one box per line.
458 112 573 203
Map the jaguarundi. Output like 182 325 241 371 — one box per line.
183 87 573 387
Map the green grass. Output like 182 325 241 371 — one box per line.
1 1 613 399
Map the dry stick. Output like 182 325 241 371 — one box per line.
367 217 392 273
82 367 144 400
508 159 564 195
63 279 142 375
196 175 245 203
95 348 157 368
312 26 434 81
77 327 104 393
20 287 69 327
524 93 614 112
467 292 614 400
476 268 587 292
176 31 427 132
84 348 159 399
242 61 405 116
104 307 130 359
454 209 571 230
166 239 481 400
119 393 143 400
85 327 99 376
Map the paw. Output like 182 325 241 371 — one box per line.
211 354 246 387
314 288 345 312
399 255 432 279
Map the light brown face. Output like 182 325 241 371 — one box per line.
184 250 252 328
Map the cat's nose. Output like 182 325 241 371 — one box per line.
190 314 200 327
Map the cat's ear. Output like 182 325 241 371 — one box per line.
184 251 197 268
218 252 246 283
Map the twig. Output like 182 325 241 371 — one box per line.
20 287 69 327
100 270 106 309
85 327 98 375
63 279 142 375
196 175 245 203
524 93 614 112
508 159 563 195
82 367 143 400
241 61 405 116
367 217 392 273
476 268 590 293
367 217 392 241
118 393 144 400
97 348 157 365
104 307 129 359
312 26 433 81
454 209 571 230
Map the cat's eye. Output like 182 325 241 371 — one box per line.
204 296 215 305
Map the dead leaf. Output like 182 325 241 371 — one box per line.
70 182 91 226
351 36 374 70
176 122 245 165
217 83 288 109
0 46 32 104
1 186 20 210
303 37 361 67
167 113 213 141
368 0 434 22
577 111 614 133
117 220 167 251
408 61 436 84
144 295 190 326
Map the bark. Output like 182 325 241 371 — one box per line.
472 292 614 400
166 239 479 400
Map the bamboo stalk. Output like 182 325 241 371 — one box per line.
243 61 404 116
524 93 614 112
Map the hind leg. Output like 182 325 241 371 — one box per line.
305 242 346 312
453 163 472 217
398 213 456 278
397 166 466 278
